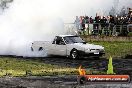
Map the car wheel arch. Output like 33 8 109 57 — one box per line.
70 48 79 59
70 48 78 54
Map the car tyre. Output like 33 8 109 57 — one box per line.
70 49 79 59
94 56 100 59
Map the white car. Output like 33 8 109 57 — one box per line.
31 35 105 59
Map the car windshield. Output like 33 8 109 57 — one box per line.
64 36 85 44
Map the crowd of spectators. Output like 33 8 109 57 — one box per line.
74 12 132 36
75 15 132 31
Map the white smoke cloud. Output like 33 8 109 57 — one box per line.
0 0 65 56
0 0 131 57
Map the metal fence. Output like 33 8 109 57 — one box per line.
64 23 132 36
85 23 129 36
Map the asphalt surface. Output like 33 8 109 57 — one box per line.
0 56 132 88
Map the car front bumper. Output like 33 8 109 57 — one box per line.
78 50 105 57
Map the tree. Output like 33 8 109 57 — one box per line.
109 7 116 16
120 6 127 17
0 0 13 10
109 0 119 16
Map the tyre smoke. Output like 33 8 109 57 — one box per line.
0 0 65 57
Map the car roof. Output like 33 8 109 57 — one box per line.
57 35 78 37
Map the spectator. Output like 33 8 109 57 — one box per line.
85 16 89 23
74 16 80 30
109 15 115 24
90 16 93 23
74 9 132 36
74 16 82 35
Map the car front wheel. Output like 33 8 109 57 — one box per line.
70 49 78 59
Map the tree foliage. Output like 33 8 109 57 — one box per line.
109 6 128 17
109 7 116 16
0 0 13 10
120 6 127 17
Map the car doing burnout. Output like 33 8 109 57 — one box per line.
31 35 105 59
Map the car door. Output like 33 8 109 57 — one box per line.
54 37 67 56
47 37 57 55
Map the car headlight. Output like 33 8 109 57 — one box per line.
99 48 105 52
100 46 104 50
85 48 90 52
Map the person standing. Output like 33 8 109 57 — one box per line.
74 16 82 35
82 16 86 35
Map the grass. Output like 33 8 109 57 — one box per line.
0 57 78 77
0 57 107 77
89 41 132 58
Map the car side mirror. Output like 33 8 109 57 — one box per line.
56 41 65 45
60 41 66 45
